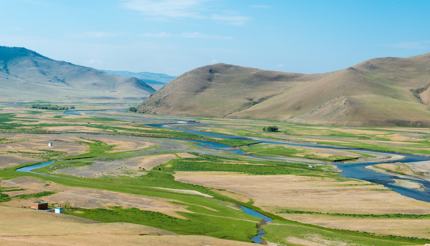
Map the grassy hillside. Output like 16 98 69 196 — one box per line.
140 54 430 126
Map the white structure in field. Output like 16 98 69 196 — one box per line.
48 142 53 148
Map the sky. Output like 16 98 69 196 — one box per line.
1 0 430 75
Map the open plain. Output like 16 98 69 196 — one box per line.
1 104 430 245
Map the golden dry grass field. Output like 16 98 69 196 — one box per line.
1 105 430 245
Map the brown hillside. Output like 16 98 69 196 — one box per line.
140 54 430 126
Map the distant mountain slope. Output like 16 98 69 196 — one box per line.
104 70 175 90
0 46 155 101
140 54 430 126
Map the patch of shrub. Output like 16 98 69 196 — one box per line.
263 126 279 132
31 104 73 111
129 106 138 113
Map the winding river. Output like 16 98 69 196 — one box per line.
16 161 54 173
157 121 430 203
21 117 430 243
240 206 273 243
146 121 430 243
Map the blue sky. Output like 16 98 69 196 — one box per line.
1 0 430 75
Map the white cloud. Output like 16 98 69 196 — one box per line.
181 32 232 40
86 58 103 66
66 32 120 40
142 32 173 38
210 14 249 26
121 0 250 25
81 32 118 38
250 4 271 9
387 41 430 50
141 31 232 40
122 0 203 18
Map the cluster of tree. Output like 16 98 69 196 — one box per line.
31 104 75 111
129 106 138 113
0 188 10 202
263 126 279 132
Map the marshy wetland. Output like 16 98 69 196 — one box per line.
1 103 430 245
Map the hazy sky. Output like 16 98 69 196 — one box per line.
1 0 430 75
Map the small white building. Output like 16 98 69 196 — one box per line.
54 207 63 214
48 142 53 148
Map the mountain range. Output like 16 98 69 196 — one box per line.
104 70 175 90
0 46 157 101
140 53 430 126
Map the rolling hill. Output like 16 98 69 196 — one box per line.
139 53 430 126
0 46 155 101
